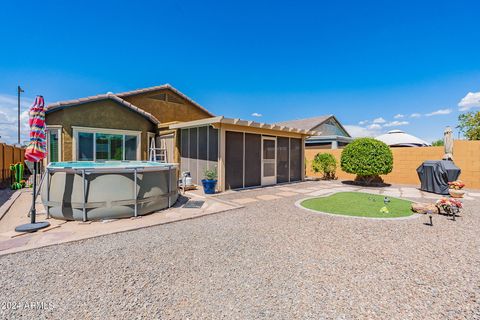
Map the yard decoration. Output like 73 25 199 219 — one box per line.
411 202 439 214
442 126 454 160
448 180 465 198
9 162 26 190
202 168 217 194
379 206 389 214
436 197 462 220
340 138 393 185
311 153 337 180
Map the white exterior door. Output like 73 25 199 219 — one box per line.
261 136 277 186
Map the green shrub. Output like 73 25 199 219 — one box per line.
312 153 337 180
204 168 217 180
340 138 393 184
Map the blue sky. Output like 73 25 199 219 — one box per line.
1 0 480 144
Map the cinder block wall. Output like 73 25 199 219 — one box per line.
305 140 480 189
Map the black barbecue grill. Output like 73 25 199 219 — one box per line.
416 160 461 195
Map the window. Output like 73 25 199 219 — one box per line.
96 134 123 160
47 127 61 163
73 127 141 161
125 135 137 160
78 132 94 160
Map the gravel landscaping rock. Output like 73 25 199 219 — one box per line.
0 182 479 319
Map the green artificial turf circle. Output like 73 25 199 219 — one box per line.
301 192 413 218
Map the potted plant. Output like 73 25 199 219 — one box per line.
202 168 217 194
448 180 465 198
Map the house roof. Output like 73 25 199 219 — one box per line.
116 84 214 116
375 130 431 147
169 116 320 136
47 93 161 125
275 115 351 137
46 84 215 125
275 115 331 131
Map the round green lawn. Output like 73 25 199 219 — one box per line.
301 192 413 218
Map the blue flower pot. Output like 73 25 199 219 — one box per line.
201 179 217 194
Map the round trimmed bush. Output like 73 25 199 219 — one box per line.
312 153 337 180
340 138 393 184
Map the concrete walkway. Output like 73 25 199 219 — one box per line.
214 180 480 206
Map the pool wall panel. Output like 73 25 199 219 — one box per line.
41 165 178 221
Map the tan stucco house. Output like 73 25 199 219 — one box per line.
46 84 316 191
46 84 213 164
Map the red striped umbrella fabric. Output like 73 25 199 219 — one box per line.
24 95 47 162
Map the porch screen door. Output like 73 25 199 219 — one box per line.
261 136 276 186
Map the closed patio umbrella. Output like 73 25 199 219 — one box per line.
443 126 453 160
15 95 50 232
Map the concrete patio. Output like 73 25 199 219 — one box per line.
212 180 479 205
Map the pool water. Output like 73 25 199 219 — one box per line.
48 161 170 169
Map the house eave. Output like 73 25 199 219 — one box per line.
169 116 320 136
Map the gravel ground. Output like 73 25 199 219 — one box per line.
1 185 479 319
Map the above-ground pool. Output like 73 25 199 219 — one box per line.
40 161 178 221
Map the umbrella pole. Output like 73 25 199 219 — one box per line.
30 162 37 224
15 161 50 233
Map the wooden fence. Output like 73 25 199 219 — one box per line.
306 140 480 189
0 143 25 185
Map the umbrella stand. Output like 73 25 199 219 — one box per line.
15 162 50 232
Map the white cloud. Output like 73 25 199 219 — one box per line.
358 120 368 125
0 93 32 145
458 92 480 111
344 125 381 138
367 123 382 130
372 117 386 124
383 120 409 127
251 112 262 117
410 113 421 118
394 114 404 119
425 108 452 116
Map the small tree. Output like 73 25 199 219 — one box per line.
432 139 444 146
340 138 393 185
312 153 337 180
457 111 480 140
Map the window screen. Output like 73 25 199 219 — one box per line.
181 129 189 158
49 130 59 162
244 133 261 187
289 138 302 181
189 128 198 183
208 127 218 162
198 126 208 161
225 131 244 189
277 137 289 183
